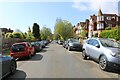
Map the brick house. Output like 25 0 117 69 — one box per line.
0 28 13 37
97 8 120 30
74 7 120 38
73 22 86 35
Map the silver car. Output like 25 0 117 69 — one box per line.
82 38 120 70
66 38 83 51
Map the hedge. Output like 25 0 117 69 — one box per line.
81 31 87 39
100 27 120 40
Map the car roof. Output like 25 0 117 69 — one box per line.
87 37 110 40
13 42 28 45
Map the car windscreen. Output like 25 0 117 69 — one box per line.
31 42 36 46
12 44 26 52
70 39 79 42
100 39 119 48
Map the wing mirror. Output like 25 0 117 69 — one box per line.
95 44 100 48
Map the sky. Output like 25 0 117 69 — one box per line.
0 0 119 33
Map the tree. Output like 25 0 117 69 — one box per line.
5 33 13 38
28 26 31 34
26 27 35 42
40 26 52 40
32 23 40 40
12 32 23 38
54 19 74 40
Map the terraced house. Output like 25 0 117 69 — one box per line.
74 8 120 38
0 28 13 37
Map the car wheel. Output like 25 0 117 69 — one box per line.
82 50 87 60
65 46 67 49
68 46 72 51
10 61 16 74
99 56 108 71
28 52 32 59
34 50 36 55
33 52 36 56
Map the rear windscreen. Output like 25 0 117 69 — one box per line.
12 44 26 52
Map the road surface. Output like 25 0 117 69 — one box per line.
5 42 120 79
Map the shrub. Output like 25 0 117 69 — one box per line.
12 32 23 38
105 26 111 30
5 33 13 38
100 27 120 40
81 31 87 39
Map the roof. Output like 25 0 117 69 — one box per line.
103 14 117 16
98 8 103 16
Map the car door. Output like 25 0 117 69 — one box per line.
2 56 11 77
85 39 94 56
0 57 2 78
89 39 101 60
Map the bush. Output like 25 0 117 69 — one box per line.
5 33 13 38
12 32 23 38
100 27 120 40
81 31 87 39
105 26 111 30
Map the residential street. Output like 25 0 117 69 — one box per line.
5 42 119 79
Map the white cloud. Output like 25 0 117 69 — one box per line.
72 0 119 15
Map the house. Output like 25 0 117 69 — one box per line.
97 8 120 30
97 8 120 37
90 14 97 31
0 28 13 37
117 16 120 26
74 7 120 38
73 22 86 35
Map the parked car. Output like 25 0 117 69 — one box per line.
58 40 64 45
43 40 49 45
38 41 46 48
63 41 67 48
0 54 17 79
31 42 42 52
82 38 120 70
10 42 35 59
66 38 83 51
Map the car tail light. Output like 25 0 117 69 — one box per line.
10 48 13 53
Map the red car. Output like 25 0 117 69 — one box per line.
10 42 35 59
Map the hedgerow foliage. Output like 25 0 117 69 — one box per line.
100 27 120 40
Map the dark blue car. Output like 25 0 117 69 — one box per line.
0 54 17 79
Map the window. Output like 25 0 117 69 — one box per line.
107 17 111 20
108 24 112 27
27 43 31 47
87 39 94 45
101 23 104 29
92 40 99 46
12 44 26 52
102 16 104 21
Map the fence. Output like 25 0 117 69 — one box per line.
2 38 25 50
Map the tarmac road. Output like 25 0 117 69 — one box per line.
5 42 119 79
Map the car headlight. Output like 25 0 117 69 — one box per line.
69 43 73 46
110 51 116 57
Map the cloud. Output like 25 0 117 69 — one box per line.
72 0 119 15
